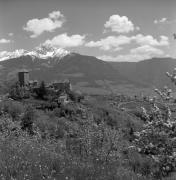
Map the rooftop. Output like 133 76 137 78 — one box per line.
18 69 29 73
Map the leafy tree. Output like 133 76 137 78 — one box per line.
9 82 24 100
21 105 35 134
132 69 176 178
35 81 47 100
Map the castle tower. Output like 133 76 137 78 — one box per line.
18 69 29 86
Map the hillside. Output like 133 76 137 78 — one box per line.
109 57 176 89
0 53 139 94
1 52 176 95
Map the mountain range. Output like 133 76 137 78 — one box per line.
0 45 175 95
0 44 70 61
109 58 176 89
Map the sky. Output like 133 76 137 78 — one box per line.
0 0 176 62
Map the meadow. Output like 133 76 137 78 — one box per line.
0 71 175 180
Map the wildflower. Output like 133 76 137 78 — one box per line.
128 145 135 149
132 68 176 178
141 107 150 120
166 72 171 78
137 148 142 152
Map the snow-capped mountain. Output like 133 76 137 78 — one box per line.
34 44 70 59
0 50 130 92
0 44 71 61
0 49 29 61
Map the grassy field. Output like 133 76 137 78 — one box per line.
0 93 175 179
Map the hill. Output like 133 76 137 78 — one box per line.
0 52 139 94
1 47 175 95
109 57 176 90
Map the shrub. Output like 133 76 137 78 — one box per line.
126 148 155 177
0 101 24 121
133 112 176 178
132 69 176 178
21 105 36 134
0 116 21 135
34 81 47 100
35 113 64 139
53 108 62 117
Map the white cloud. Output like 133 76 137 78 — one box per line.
154 18 176 25
136 26 140 31
154 18 167 24
86 35 131 51
23 10 65 38
132 34 169 46
0 38 11 44
44 33 86 48
8 33 13 37
130 45 164 56
97 45 166 62
49 11 63 20
97 54 146 62
86 34 169 51
104 14 138 33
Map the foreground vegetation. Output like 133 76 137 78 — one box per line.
0 71 176 179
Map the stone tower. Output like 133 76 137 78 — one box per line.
18 70 29 86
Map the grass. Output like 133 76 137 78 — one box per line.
0 94 175 179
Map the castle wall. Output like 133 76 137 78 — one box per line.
18 72 29 86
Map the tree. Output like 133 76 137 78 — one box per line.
21 105 35 134
35 81 47 100
9 82 24 100
132 69 176 178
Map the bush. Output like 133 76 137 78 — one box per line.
126 148 155 177
35 113 64 139
0 116 21 135
132 68 176 178
21 105 36 134
133 113 176 178
34 81 47 100
0 101 24 121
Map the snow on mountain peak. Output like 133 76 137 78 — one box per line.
0 49 29 61
35 44 56 53
0 44 71 61
34 44 70 59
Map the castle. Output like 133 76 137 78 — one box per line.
17 70 72 92
18 69 30 87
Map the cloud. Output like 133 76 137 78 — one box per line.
23 10 65 38
136 26 140 31
132 34 169 46
97 54 145 62
130 45 164 56
97 45 166 62
8 33 14 37
49 11 63 20
0 38 11 44
154 18 168 24
86 34 169 51
104 14 138 33
86 35 131 51
44 33 86 48
154 18 176 25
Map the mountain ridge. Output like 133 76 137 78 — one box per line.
0 47 175 94
0 51 137 94
0 44 71 61
108 57 176 89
